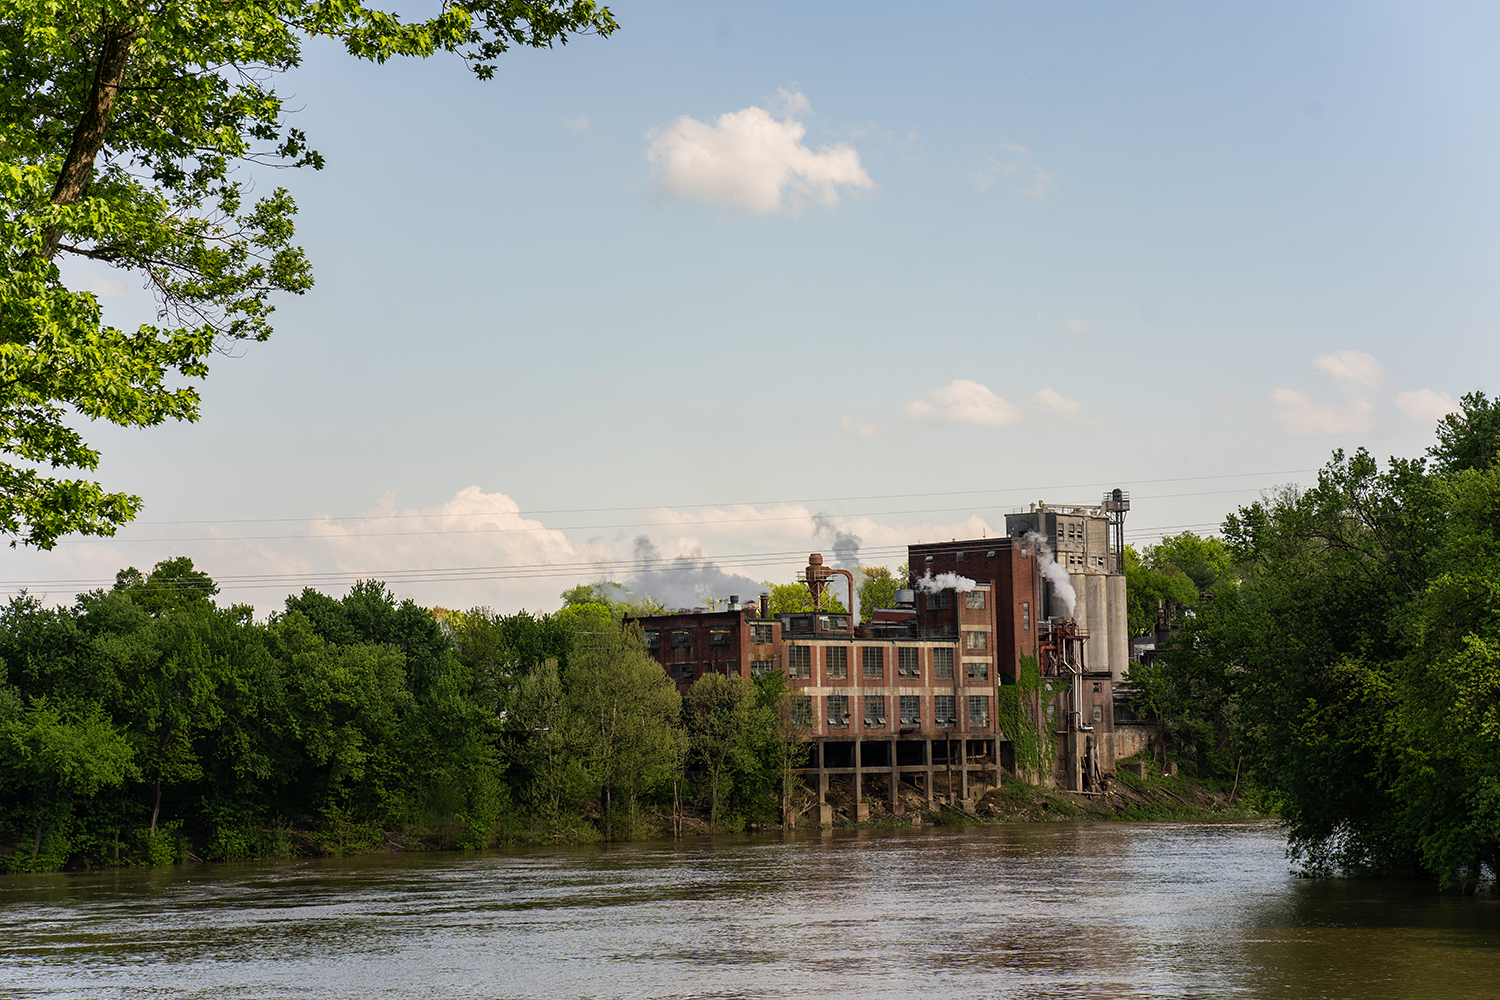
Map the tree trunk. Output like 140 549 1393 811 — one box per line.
44 23 138 255
31 817 43 859
150 772 162 837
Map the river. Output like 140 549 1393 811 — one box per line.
2 821 1497 999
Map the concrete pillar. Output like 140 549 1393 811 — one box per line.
854 741 868 820
889 736 899 813
924 738 934 806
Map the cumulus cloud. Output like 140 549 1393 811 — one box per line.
13 487 1002 619
1395 388 1458 423
1271 350 1389 436
1031 386 1081 417
1313 350 1387 389
646 89 874 216
840 414 878 440
905 379 1022 426
1065 319 1094 333
63 270 128 298
1270 388 1375 436
971 143 1059 200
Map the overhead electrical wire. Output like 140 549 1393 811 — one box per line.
120 468 1317 527
7 467 1312 597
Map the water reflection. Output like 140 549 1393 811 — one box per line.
2 822 1497 999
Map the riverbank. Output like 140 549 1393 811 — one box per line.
794 755 1265 831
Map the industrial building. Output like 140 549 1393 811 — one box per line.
630 493 1132 820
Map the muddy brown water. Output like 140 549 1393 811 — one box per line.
3 821 1497 999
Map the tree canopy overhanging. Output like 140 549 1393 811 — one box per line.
0 0 617 548
1126 391 1500 894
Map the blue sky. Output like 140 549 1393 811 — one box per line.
15 1 1499 612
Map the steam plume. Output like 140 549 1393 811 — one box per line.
1026 531 1076 615
914 570 977 594
621 535 765 609
813 513 862 617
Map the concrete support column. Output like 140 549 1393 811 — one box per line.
924 738 934 806
889 736 899 813
854 740 868 820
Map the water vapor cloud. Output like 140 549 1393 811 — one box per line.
646 89 874 216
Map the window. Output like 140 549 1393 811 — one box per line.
644 631 660 651
671 630 692 649
965 590 986 609
1092 703 1104 723
933 647 954 680
792 696 813 727
821 615 849 631
934 694 956 726
897 647 920 677
864 695 886 727
862 646 884 679
1024 701 1036 722
1022 602 1031 630
751 623 774 644
751 659 775 676
675 663 695 683
965 631 988 651
788 646 811 679
987 549 997 558
721 660 738 676
966 661 990 682
955 551 964 561
826 646 848 679
827 694 850 727
709 629 730 647
1046 702 1056 724
928 591 949 610
1092 682 1102 693
969 695 990 727
899 695 920 725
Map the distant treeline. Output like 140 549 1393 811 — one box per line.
1129 392 1500 894
0 564 800 873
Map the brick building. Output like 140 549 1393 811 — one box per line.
630 498 1131 818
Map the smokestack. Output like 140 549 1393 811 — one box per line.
759 592 770 618
728 595 741 611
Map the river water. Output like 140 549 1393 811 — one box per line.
2 821 1497 999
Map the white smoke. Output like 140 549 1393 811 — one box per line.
1025 532 1076 615
913 570 977 594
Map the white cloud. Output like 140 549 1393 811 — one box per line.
1270 387 1375 436
14 486 1012 618
1031 387 1081 417
1395 388 1458 423
840 414 879 440
905 380 1022 426
1065 319 1094 333
971 143 1059 200
1313 350 1387 389
1271 349 1392 436
62 270 128 298
564 115 590 132
646 89 874 216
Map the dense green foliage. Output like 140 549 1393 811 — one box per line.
0 561 802 872
0 0 616 548
1133 393 1500 893
1123 533 1234 637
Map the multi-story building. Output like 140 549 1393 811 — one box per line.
630 493 1132 820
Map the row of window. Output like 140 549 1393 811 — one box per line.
787 646 964 680
821 694 990 729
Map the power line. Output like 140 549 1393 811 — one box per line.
122 468 1316 527
61 485 1302 546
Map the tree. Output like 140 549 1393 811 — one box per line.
762 581 847 615
565 619 680 838
856 566 900 622
0 0 618 548
1428 390 1500 474
112 556 218 614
